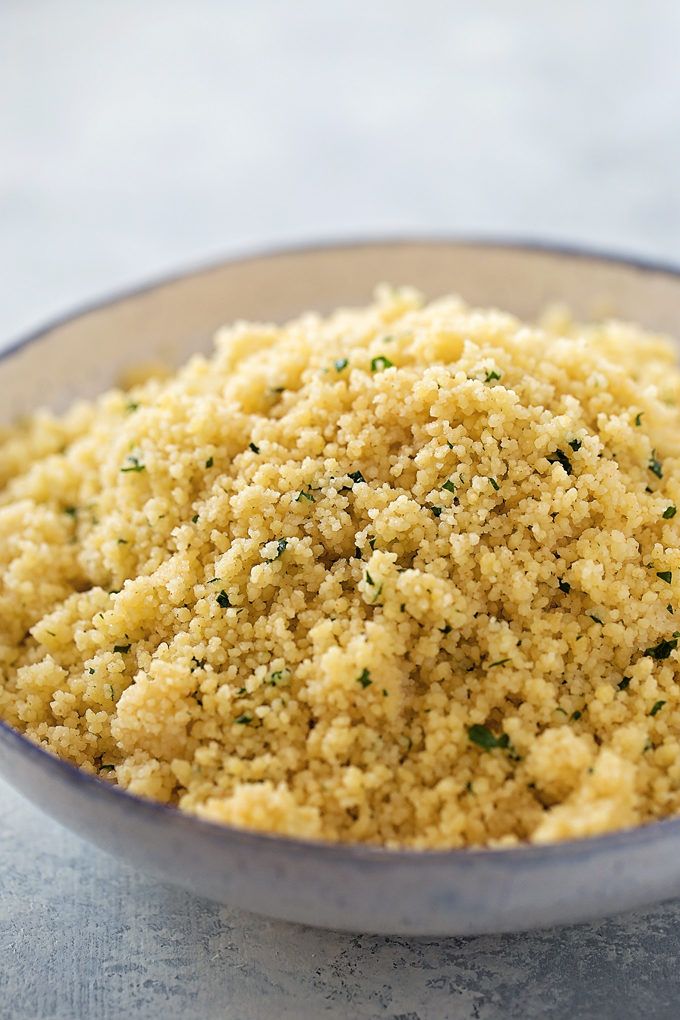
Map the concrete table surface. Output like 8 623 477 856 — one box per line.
2 2 680 1017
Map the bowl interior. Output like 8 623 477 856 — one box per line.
3 239 680 423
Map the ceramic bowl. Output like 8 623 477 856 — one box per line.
2 239 680 936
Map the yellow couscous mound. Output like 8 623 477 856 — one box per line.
2 288 680 848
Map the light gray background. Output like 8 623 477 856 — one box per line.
2 2 680 1018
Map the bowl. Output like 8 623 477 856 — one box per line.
3 238 680 936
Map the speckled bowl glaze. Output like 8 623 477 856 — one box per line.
3 239 680 936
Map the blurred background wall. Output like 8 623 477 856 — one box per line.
1 0 679 341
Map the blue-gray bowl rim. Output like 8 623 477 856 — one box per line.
2 233 680 866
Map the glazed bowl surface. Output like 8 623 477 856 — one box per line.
3 238 680 935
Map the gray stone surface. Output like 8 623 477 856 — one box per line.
2 2 680 1017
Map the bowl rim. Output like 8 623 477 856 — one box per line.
3 232 680 865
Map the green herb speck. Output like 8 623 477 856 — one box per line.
121 456 145 473
618 676 632 690
644 637 678 660
488 658 511 669
635 412 643 427
649 453 663 479
442 479 456 493
657 571 673 584
558 579 571 594
663 505 677 519
248 442 260 454
568 438 582 452
273 538 288 559
468 724 509 751
235 714 252 725
431 506 443 518
192 514 199 523
371 355 394 372
348 470 366 484
216 590 232 608
334 357 349 372
113 644 131 654
357 668 372 689
205 457 214 468
488 477 500 491
547 450 573 475
484 369 501 382
650 700 666 717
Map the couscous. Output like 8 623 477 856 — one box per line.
2 287 680 848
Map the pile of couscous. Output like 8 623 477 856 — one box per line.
2 287 680 848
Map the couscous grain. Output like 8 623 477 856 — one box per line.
2 287 680 848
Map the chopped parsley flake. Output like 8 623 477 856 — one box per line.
657 571 673 584
558 579 571 594
635 412 643 427
442 479 456 493
644 637 678 660
589 614 603 625
468 724 509 751
356 668 372 689
216 590 232 608
296 490 314 502
371 355 394 372
663 505 677 519
547 449 573 475
126 401 140 413
488 477 500 491
269 669 290 687
273 538 287 563
571 710 582 721
249 442 260 454
63 506 77 518
440 624 452 635
266 538 288 560
334 357 349 372
488 658 510 669
618 676 631 690
192 514 199 523
649 453 663 479
431 506 443 517
348 470 366 484
205 457 214 468
113 644 130 654
121 456 145 473
650 700 666 717
235 714 252 725
568 438 582 452
484 369 501 382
